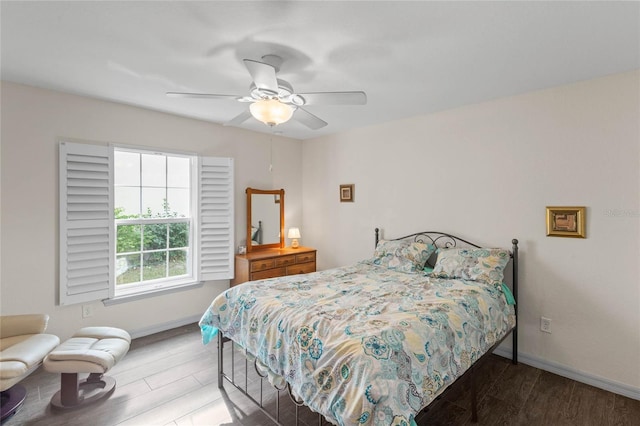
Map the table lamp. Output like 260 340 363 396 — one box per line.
288 228 301 249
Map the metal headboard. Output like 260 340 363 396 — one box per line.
374 227 519 364
375 228 486 250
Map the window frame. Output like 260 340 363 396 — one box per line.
113 147 197 297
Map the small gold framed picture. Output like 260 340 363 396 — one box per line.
340 184 354 202
546 206 586 238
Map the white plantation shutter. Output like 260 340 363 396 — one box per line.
199 157 234 281
59 141 114 305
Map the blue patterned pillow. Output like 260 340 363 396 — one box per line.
429 248 510 287
363 239 436 273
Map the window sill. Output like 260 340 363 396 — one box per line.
103 281 204 306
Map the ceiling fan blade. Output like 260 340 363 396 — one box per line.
166 92 241 100
243 59 279 94
294 108 328 130
224 110 253 127
296 91 367 106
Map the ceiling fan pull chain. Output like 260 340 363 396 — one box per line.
270 134 274 173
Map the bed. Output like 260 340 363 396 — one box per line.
199 229 518 426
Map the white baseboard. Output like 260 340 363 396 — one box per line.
128 315 201 339
493 347 640 401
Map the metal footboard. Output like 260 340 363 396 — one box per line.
216 329 514 426
217 333 327 425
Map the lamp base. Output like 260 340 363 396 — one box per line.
291 239 299 249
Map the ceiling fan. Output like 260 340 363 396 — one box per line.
167 54 367 130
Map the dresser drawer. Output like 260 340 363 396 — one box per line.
295 252 316 264
250 259 275 272
252 267 286 281
286 262 316 276
275 255 296 267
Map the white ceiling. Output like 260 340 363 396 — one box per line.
1 1 639 140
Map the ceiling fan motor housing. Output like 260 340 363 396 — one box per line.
249 80 304 106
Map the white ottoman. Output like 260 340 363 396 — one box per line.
43 327 130 410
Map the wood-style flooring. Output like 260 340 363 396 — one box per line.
4 323 639 426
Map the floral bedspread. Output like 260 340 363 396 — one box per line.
199 263 515 426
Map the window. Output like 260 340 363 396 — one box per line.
59 141 234 305
114 150 194 296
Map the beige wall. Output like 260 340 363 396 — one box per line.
302 71 640 393
0 81 303 340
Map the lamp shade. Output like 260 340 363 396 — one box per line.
250 99 294 126
287 228 301 239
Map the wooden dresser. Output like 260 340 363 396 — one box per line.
231 246 317 286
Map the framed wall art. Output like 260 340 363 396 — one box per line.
546 206 586 238
340 184 354 202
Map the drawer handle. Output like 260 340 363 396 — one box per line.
260 264 267 269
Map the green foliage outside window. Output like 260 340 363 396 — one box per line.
115 201 189 285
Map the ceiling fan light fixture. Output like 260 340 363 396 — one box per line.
249 99 294 126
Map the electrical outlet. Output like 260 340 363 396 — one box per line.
82 304 94 318
540 316 552 333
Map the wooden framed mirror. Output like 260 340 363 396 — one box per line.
246 188 284 252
